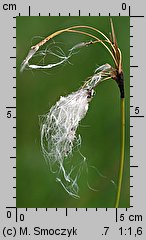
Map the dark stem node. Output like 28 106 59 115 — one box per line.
113 70 125 99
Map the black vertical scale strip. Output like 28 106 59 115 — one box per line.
66 208 68 216
115 208 118 222
29 6 31 16
129 6 131 17
16 208 18 222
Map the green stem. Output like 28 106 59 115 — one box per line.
115 98 125 207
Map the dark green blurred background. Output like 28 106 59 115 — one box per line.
16 17 129 208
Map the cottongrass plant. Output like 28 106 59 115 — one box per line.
40 65 112 198
21 19 125 206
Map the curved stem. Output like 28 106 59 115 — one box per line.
67 29 118 67
33 25 113 49
115 98 125 208
32 25 118 67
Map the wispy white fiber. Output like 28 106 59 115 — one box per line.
39 65 111 198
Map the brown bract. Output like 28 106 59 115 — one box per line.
110 19 124 98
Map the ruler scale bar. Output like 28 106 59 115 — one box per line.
1 1 145 240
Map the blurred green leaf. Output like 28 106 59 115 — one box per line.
17 16 129 208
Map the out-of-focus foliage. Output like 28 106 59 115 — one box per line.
17 17 129 208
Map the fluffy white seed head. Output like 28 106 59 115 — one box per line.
40 64 111 198
40 88 92 198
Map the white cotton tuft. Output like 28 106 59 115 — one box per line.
40 88 91 198
39 64 111 198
